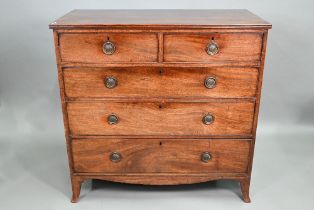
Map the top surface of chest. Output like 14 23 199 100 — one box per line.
49 9 271 29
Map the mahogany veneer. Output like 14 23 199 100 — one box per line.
60 33 158 63
49 9 271 203
163 33 262 63
64 67 258 98
67 101 255 136
72 139 251 173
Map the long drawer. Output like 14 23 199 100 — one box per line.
64 67 258 98
72 138 251 173
67 101 255 136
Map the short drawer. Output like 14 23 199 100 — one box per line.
67 101 254 136
72 138 251 173
59 33 158 63
164 33 262 63
64 67 258 98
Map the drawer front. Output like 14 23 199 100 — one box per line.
72 139 251 173
64 67 258 98
67 101 254 136
164 33 262 63
59 33 158 63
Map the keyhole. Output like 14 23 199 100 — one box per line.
159 104 163 109
159 142 162 146
159 69 164 75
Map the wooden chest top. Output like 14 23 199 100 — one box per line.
49 9 271 29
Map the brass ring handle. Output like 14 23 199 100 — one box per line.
103 41 116 55
110 152 122 162
202 114 214 125
104 76 118 89
108 114 119 125
204 76 216 89
206 41 219 56
201 152 212 163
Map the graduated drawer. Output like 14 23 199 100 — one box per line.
59 33 158 63
72 138 251 173
164 33 262 64
67 101 255 136
64 67 258 98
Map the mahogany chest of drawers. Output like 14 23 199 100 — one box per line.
49 9 271 203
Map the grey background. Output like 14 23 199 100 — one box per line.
0 0 313 209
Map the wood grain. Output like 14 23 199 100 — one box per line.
243 32 269 203
67 101 255 136
63 67 258 99
70 173 250 202
240 177 251 203
59 33 158 63
72 139 251 173
164 33 262 63
75 173 248 184
53 31 77 190
49 9 271 29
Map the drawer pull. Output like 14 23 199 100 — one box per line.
202 114 214 125
104 76 118 89
108 114 119 125
206 41 219 56
204 76 216 89
201 152 212 162
110 152 122 162
103 41 116 55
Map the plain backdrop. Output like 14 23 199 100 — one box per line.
0 1 314 210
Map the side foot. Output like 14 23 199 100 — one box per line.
71 176 84 203
239 178 251 203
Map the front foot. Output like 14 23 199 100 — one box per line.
239 178 251 203
71 176 84 203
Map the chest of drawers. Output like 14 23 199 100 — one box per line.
49 9 271 203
